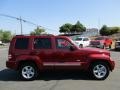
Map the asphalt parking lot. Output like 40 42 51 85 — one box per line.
0 48 120 90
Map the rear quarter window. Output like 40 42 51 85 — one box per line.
15 38 29 49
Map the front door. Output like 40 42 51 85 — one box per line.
54 38 84 70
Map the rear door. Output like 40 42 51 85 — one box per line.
33 37 55 69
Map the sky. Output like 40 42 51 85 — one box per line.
0 0 120 35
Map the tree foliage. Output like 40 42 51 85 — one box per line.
0 29 12 43
59 23 72 33
59 21 86 33
100 25 120 36
30 27 46 35
71 21 86 33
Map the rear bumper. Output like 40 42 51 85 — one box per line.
90 45 102 48
6 61 18 70
115 46 120 49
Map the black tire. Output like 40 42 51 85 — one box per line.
90 62 110 80
101 45 105 49
115 48 118 51
79 44 83 48
109 45 112 49
19 63 38 81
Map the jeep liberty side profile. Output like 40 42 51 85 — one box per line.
6 35 115 80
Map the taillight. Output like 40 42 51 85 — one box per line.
8 54 12 59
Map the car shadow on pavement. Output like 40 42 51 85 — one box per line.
0 69 92 81
38 71 92 81
0 69 20 81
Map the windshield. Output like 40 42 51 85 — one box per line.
75 38 83 41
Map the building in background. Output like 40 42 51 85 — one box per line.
81 28 99 37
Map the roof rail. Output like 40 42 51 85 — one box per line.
15 34 55 36
59 33 82 36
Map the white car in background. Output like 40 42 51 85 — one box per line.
74 37 90 47
0 41 5 46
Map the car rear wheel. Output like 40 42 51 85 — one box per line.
19 63 38 80
109 45 112 49
90 62 110 80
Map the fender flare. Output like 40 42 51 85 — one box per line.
86 54 112 70
16 55 43 70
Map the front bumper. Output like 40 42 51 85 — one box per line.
110 58 115 71
6 61 18 70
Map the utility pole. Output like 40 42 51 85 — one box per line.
19 16 23 35
0 14 56 35
98 18 101 35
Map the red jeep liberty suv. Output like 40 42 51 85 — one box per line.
6 35 115 80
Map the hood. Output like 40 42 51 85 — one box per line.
79 47 110 56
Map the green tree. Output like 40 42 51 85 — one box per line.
59 23 72 33
110 27 119 34
30 27 46 35
100 25 109 35
71 21 86 33
0 30 3 40
100 25 120 36
2 31 12 42
0 29 12 42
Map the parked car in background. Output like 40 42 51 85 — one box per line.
90 36 113 49
74 37 90 47
0 41 5 46
6 35 115 80
115 39 120 50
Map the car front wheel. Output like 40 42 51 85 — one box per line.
90 62 110 80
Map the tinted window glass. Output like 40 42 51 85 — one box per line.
75 38 82 41
56 38 71 49
15 38 29 49
83 38 89 41
34 38 51 49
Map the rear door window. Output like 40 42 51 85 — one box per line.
34 38 52 49
83 38 89 41
15 38 29 49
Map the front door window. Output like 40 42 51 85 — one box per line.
56 38 71 49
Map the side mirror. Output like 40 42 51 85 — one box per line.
69 46 75 51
